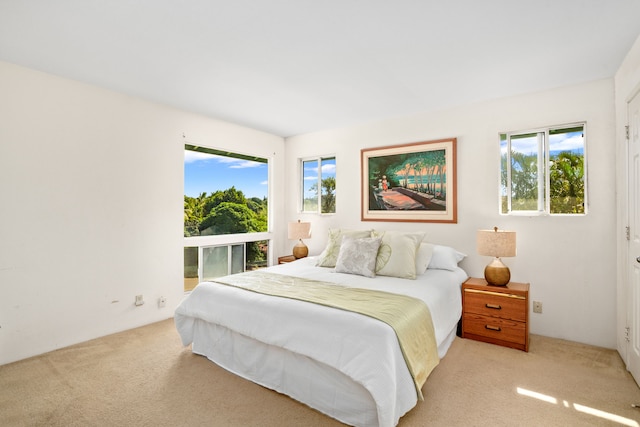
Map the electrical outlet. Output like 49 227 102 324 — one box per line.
135 294 145 306
158 296 167 308
533 301 543 314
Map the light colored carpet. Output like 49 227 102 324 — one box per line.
1 319 640 426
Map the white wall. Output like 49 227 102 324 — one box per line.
0 55 623 364
286 79 617 349
615 34 640 362
0 61 285 365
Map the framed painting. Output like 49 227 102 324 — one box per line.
361 138 457 223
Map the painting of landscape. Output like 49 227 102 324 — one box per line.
361 138 457 223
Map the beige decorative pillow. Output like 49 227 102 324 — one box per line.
373 230 426 279
316 229 372 267
335 236 382 278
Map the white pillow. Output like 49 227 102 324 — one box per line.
428 245 467 271
373 230 426 279
415 243 435 275
335 236 382 278
316 229 372 267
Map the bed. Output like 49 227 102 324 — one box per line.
175 230 467 427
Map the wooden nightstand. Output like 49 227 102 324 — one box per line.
278 255 296 264
461 277 529 352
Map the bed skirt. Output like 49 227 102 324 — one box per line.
183 317 457 427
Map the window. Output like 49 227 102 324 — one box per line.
183 241 269 292
184 144 270 291
202 244 245 280
302 156 336 213
500 123 586 215
184 145 269 236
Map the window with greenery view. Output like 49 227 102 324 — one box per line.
500 124 586 215
184 145 268 236
302 156 336 213
184 145 269 289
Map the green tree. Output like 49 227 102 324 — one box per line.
321 176 336 213
549 151 584 213
199 202 259 235
184 192 207 237
184 187 268 237
309 177 336 213
247 197 268 231
503 151 538 211
203 186 247 216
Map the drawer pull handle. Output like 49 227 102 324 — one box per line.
485 303 502 310
485 325 502 332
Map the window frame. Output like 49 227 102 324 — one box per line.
300 155 336 214
500 122 587 216
183 143 274 291
183 143 270 238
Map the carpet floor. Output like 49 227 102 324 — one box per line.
1 318 640 426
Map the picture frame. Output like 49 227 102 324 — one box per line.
361 138 457 223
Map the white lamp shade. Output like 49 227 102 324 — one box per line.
288 221 311 240
477 228 516 258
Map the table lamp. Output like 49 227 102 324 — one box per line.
477 226 516 286
288 220 311 258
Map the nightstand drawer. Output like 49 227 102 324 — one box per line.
463 313 526 346
463 288 526 322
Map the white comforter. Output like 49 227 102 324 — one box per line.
175 257 466 427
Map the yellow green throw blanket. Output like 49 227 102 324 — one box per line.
211 270 439 400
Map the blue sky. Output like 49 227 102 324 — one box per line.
500 130 584 156
303 158 336 198
184 150 268 199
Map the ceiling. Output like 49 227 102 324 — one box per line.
1 1 640 138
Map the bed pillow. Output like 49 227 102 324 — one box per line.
428 245 467 271
373 230 426 279
316 229 372 267
335 236 382 278
415 243 435 275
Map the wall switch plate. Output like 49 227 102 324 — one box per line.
533 301 543 314
158 296 167 308
135 294 145 306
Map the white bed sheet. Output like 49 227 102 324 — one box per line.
175 257 466 427
265 257 467 358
